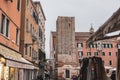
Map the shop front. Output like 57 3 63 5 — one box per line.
0 44 38 80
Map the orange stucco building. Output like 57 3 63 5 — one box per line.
20 0 46 79
0 0 35 80
0 0 46 80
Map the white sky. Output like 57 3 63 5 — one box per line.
34 0 120 59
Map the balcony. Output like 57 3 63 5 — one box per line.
32 49 38 61
31 31 38 41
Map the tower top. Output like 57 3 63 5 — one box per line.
90 24 94 34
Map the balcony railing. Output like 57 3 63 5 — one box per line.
32 49 38 61
31 31 38 41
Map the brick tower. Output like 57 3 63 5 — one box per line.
56 16 78 79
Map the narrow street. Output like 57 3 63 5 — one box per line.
0 0 120 80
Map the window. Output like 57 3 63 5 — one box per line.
0 14 10 37
16 28 19 44
66 70 70 78
109 60 112 65
102 44 105 48
94 52 98 56
90 44 93 48
17 0 20 11
0 14 5 34
26 18 28 32
109 52 112 56
105 44 108 48
109 44 113 48
87 52 91 56
117 44 120 49
6 19 10 37
30 24 32 33
77 43 83 48
30 47 32 56
39 28 42 39
27 0 29 6
30 8 33 16
102 52 105 56
78 51 83 58
25 44 28 55
94 44 97 48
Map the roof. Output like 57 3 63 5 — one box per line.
33 1 46 20
51 31 56 37
87 8 120 45
75 32 91 41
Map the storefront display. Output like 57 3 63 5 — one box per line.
0 63 4 80
4 66 9 80
9 67 15 80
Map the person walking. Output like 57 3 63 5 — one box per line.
72 75 78 80
110 71 116 80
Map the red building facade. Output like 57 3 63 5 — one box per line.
76 31 117 68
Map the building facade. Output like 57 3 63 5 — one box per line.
76 29 117 68
20 0 46 79
34 1 46 78
51 16 79 79
0 0 46 80
0 0 35 80
50 22 118 79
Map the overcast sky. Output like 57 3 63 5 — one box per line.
34 0 120 59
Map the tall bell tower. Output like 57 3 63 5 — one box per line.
56 16 78 79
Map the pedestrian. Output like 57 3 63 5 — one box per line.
72 75 78 80
45 70 50 80
36 75 43 80
110 71 116 80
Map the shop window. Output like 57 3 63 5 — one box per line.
0 63 4 80
9 67 15 80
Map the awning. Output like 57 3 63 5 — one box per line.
6 57 40 69
6 59 34 69
0 44 39 69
